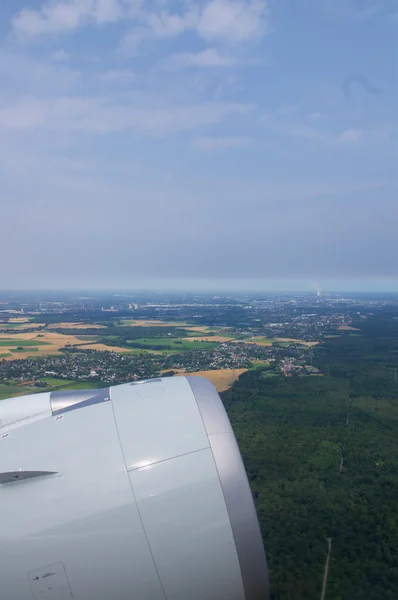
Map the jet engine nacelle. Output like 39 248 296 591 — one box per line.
0 376 269 600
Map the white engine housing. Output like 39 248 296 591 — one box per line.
0 376 269 600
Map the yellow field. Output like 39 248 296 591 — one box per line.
338 325 361 331
276 338 319 347
47 322 106 330
126 320 214 333
8 318 32 323
0 332 88 360
241 337 274 346
76 343 141 353
0 320 44 327
161 368 247 392
127 319 190 327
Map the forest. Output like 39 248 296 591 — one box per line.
222 312 398 599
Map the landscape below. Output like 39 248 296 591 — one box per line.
1 293 398 599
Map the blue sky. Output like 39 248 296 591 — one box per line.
0 0 397 291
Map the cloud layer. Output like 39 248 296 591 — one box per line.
0 0 396 289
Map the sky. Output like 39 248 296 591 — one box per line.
0 0 397 292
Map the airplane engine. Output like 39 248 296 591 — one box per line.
0 376 269 600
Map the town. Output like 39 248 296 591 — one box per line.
0 290 379 397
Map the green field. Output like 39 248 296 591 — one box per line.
0 384 37 400
0 379 98 400
40 377 75 386
64 382 98 390
119 348 159 355
11 347 39 352
0 353 11 358
0 340 50 347
249 360 271 369
126 337 219 351
248 337 276 345
40 378 97 391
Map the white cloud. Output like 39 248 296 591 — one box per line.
12 0 125 39
12 0 270 64
339 128 362 143
118 28 151 55
146 7 199 37
197 0 268 44
165 49 236 69
0 95 255 135
52 49 71 61
192 135 255 150
118 5 199 54
120 0 269 54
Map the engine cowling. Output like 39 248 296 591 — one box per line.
0 376 269 600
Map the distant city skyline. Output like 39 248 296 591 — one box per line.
0 1 396 288
2 278 398 294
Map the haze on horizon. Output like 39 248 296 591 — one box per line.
0 0 396 292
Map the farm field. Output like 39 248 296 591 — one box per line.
0 340 49 347
0 383 38 400
127 338 219 350
275 338 319 347
181 335 235 343
0 379 99 400
76 343 154 354
122 319 193 327
47 322 106 330
241 337 276 346
250 360 271 368
0 332 90 360
162 368 248 392
8 318 32 323
121 320 218 334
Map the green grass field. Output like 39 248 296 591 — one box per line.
0 384 37 400
0 340 50 347
40 377 74 386
127 338 219 351
118 348 159 355
64 382 98 390
40 378 97 391
11 347 39 353
248 337 276 345
0 379 97 401
249 361 271 369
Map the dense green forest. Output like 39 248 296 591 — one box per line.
222 313 398 599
